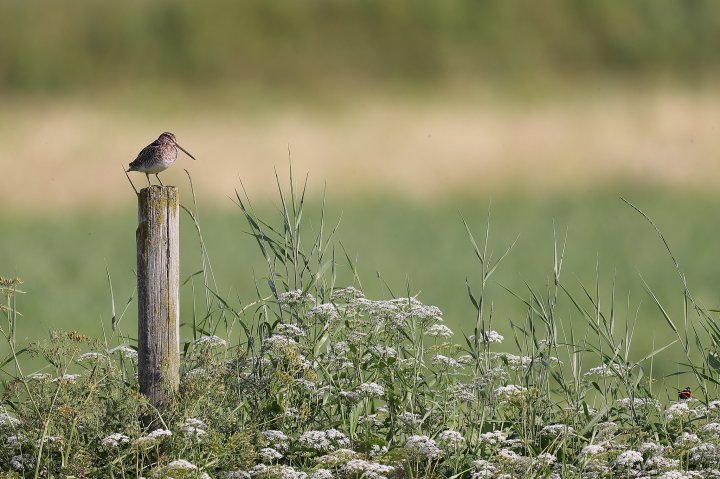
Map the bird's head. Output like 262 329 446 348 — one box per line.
159 132 196 161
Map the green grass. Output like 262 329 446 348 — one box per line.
2 188 720 378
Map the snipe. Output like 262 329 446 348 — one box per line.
127 132 196 187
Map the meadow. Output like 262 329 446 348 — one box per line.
4 2 720 474
3 182 720 477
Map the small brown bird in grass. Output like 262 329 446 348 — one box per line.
127 132 196 187
677 387 692 400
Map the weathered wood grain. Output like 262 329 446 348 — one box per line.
136 185 179 407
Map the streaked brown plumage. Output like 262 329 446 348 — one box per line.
127 132 196 187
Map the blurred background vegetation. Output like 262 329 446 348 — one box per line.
2 0 720 94
2 0 720 379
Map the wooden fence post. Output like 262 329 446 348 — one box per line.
136 185 180 407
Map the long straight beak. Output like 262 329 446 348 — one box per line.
175 142 196 160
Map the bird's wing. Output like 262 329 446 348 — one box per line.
129 141 161 166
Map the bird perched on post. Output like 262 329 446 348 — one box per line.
127 132 196 187
677 387 692 400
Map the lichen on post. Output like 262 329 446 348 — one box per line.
136 185 180 407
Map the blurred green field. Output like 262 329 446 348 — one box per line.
2 0 720 96
2 188 719 378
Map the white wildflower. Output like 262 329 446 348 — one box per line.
366 346 397 360
315 448 359 467
431 354 461 369
666 402 692 420
616 397 662 410
478 430 507 446
645 455 679 471
473 330 504 343
438 429 465 446
370 444 388 458
53 374 81 383
276 323 306 338
493 384 527 401
580 444 605 456
357 382 385 398
405 435 442 459
674 431 700 447
109 345 138 360
325 428 350 448
277 289 314 307
638 442 665 457
265 334 298 351
343 459 395 476
101 432 129 448
539 424 574 439
702 422 720 436
536 452 556 466
259 447 283 462
449 383 475 402
224 471 251 479
426 324 454 337
615 450 643 468
181 418 207 439
27 372 51 382
688 442 719 466
309 469 334 479
307 303 340 322
262 430 289 452
195 335 228 347
397 411 423 431
77 352 106 362
298 430 331 452
135 428 172 447
331 286 364 301
583 363 627 379
167 459 198 471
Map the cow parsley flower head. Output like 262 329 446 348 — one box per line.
539 424 574 439
181 418 207 439
78 352 106 362
474 330 504 344
167 459 198 471
277 290 315 307
259 447 283 462
53 374 81 383
478 430 507 446
493 384 527 402
331 286 365 302
109 345 138 360
195 335 228 348
309 469 334 479
405 435 443 459
357 382 385 398
438 429 465 446
426 324 454 337
135 428 172 447
276 323 306 338
101 432 129 448
666 402 692 420
580 444 605 456
307 303 340 323
262 430 289 452
343 459 395 478
615 450 643 469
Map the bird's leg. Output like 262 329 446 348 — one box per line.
145 173 151 187
156 174 164 186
